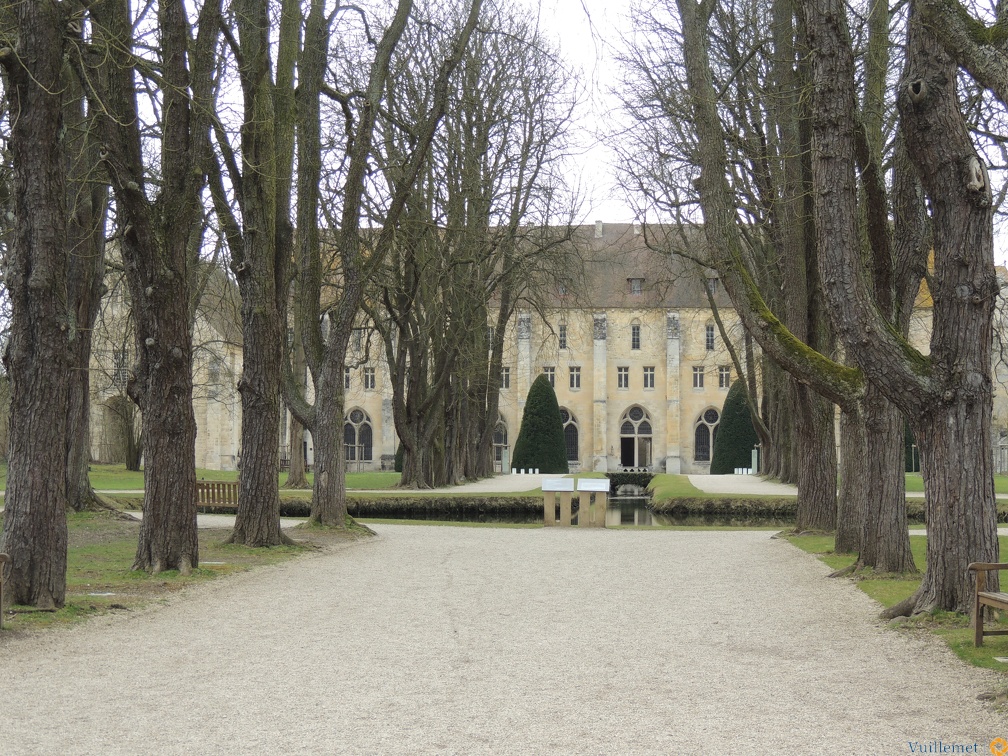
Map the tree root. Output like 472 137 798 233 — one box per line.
828 562 860 578
93 494 141 521
224 528 298 547
880 586 924 620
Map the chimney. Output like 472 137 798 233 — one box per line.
594 220 603 238
633 221 642 235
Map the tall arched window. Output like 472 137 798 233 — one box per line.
694 408 720 462
493 417 508 472
560 408 579 463
344 408 373 465
619 405 653 469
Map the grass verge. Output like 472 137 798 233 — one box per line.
787 532 1008 674
903 473 1008 494
0 464 403 492
1 509 367 635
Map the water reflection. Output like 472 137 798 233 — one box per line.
355 495 792 527
606 496 792 528
608 497 655 526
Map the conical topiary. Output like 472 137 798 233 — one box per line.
710 380 759 474
510 374 569 474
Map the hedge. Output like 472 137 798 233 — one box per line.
710 381 759 474
510 374 568 474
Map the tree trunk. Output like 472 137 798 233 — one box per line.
913 402 997 610
0 0 71 608
802 0 998 613
225 0 296 547
308 350 347 526
229 184 288 546
284 329 310 489
835 403 866 554
859 385 915 572
64 50 109 514
92 0 209 572
793 383 837 531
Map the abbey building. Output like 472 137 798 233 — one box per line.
88 222 1005 475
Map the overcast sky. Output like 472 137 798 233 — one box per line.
537 0 637 226
537 0 1008 266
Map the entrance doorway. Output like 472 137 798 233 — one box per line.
619 405 653 469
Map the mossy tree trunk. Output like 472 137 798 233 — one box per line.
802 0 998 613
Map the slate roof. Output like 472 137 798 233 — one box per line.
555 222 733 311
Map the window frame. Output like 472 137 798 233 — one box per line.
569 365 581 389
543 366 555 387
617 366 630 389
643 366 655 390
718 366 731 389
692 366 705 389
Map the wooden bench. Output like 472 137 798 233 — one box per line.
0 553 9 630
196 480 239 512
968 562 1008 646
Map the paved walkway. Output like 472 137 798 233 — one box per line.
0 524 1003 754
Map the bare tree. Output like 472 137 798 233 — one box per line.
63 26 110 513
620 0 919 571
286 0 483 526
91 0 219 572
364 2 580 488
803 0 1000 614
206 0 299 547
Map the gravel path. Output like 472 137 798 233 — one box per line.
1 525 1004 754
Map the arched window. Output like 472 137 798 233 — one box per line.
694 408 720 462
619 405 653 469
344 408 373 464
493 417 508 471
560 408 579 462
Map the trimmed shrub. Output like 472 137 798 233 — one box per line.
607 471 654 493
510 374 569 474
710 380 759 474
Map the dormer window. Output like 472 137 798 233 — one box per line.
629 278 644 296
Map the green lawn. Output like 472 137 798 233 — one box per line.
6 510 311 631
788 532 1008 673
0 464 401 492
648 474 706 499
906 473 1008 494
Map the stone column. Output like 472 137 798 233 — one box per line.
517 312 532 411
381 398 396 471
593 312 608 472
665 311 682 473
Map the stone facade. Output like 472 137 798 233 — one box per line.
333 223 746 474
86 227 1008 476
